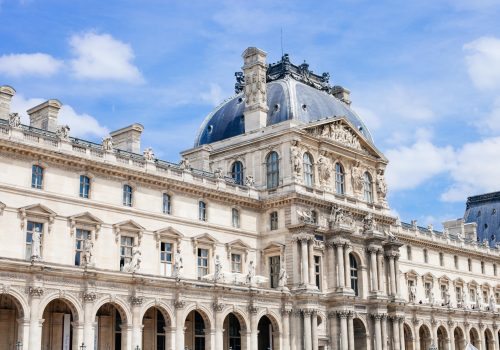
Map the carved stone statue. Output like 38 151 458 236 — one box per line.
31 226 42 261
244 175 255 187
330 206 353 227
214 255 222 282
126 245 142 273
476 291 482 310
363 213 375 232
317 154 331 186
290 143 302 177
351 162 364 193
172 247 183 280
214 167 224 179
56 125 70 140
278 261 288 290
143 147 155 161
179 158 191 170
246 260 255 285
376 169 388 199
489 294 496 312
462 291 468 309
82 239 93 267
102 136 113 151
429 291 435 305
8 113 21 128
409 285 417 303
443 288 450 306
297 207 314 224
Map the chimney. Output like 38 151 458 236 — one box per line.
27 99 62 132
110 123 144 153
331 85 351 106
0 85 16 120
242 47 269 132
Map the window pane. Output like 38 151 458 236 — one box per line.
231 161 244 185
266 152 279 189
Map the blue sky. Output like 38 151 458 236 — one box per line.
1 0 500 228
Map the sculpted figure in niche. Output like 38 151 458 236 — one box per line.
462 290 468 309
330 206 354 227
290 142 302 177
351 162 364 193
297 207 314 224
363 213 375 232
214 255 222 282
278 260 288 290
172 247 183 280
31 226 42 261
246 260 255 285
443 287 451 306
376 169 388 199
476 291 482 310
127 245 142 273
317 155 331 185
82 238 94 267
490 294 496 312
409 284 417 303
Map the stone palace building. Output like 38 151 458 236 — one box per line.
0 47 500 350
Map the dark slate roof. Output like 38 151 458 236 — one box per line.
464 191 500 245
194 55 373 147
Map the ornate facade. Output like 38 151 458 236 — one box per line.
0 47 499 350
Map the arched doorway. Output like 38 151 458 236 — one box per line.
258 315 275 350
223 313 244 350
142 307 170 350
404 323 414 350
437 326 448 350
419 325 432 350
96 302 128 350
185 310 209 350
0 294 24 349
485 328 494 350
470 328 480 349
41 299 77 350
353 318 367 350
454 327 465 350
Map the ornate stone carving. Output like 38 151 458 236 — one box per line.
172 247 183 281
329 206 354 229
246 260 255 285
173 299 185 309
308 121 363 151
56 125 70 140
101 136 113 151
297 207 315 224
376 169 388 200
447 320 454 327
83 292 97 302
130 296 143 306
290 141 302 178
143 147 155 162
213 167 224 179
82 238 94 267
213 255 222 282
30 226 42 262
363 213 375 232
28 287 44 297
371 313 385 320
244 175 255 187
213 301 224 312
278 261 289 290
179 158 191 170
351 162 364 193
123 245 142 273
412 317 420 325
248 303 258 314
8 113 21 128
244 69 266 105
317 154 332 186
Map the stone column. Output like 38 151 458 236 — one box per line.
17 317 30 350
479 324 486 350
339 312 349 350
83 292 97 350
131 296 143 349
373 314 383 350
329 312 338 350
328 243 337 290
377 250 384 293
399 317 405 350
369 248 379 292
493 324 499 350
382 315 388 350
312 311 319 350
308 239 316 288
347 312 354 350
282 308 291 350
28 287 44 350
448 321 455 350
304 310 313 350
394 255 401 297
301 238 310 286
292 238 300 287
344 243 351 289
392 317 400 350
336 243 345 290
214 302 224 350
388 255 396 297
413 321 420 350
250 307 258 350
174 301 185 350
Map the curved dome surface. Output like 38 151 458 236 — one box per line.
195 79 373 147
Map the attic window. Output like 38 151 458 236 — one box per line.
237 97 243 104
358 126 363 132
485 224 488 230
493 209 497 215
301 104 307 111
274 103 280 112
207 125 213 134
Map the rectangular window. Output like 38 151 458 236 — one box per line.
123 185 133 207
31 165 44 189
79 175 90 198
454 255 459 269
162 194 171 214
25 221 43 260
470 289 476 302
269 256 280 288
315 256 322 290
197 248 209 278
270 211 278 231
231 253 242 273
456 286 462 302
424 282 432 299
160 242 173 276
481 261 485 274
439 252 444 267
199 201 207 221
314 234 324 242
120 236 134 270
232 208 240 228
75 228 91 266
407 246 412 261
440 284 447 300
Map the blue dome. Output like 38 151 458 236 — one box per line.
464 191 500 246
195 78 373 147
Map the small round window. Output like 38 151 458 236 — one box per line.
207 125 213 134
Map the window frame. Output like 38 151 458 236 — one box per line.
231 207 240 228
269 255 281 288
198 200 207 221
363 171 373 203
119 235 135 271
197 247 210 279
266 151 280 189
162 193 172 215
231 161 244 186
270 211 278 231
349 253 359 296
31 164 44 189
79 174 91 199
334 162 345 195
231 253 242 273
303 152 314 187
123 184 133 207
75 228 91 266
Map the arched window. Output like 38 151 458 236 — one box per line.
79 175 90 198
32 164 44 189
303 152 314 187
162 193 171 214
231 161 244 185
335 163 345 194
199 201 207 221
363 172 373 203
349 253 359 296
123 185 133 207
266 152 279 189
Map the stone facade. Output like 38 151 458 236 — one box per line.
0 48 499 350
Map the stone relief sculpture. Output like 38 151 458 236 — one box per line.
376 169 388 199
278 261 288 290
489 294 496 312
143 147 155 161
102 136 113 151
476 291 482 310
308 121 363 151
126 245 142 273
462 290 468 309
245 71 266 105
213 167 224 179
179 158 191 170
214 255 222 282
8 113 20 128
443 287 450 306
290 142 302 178
409 284 417 303
172 247 183 280
297 207 314 224
351 162 364 193
330 206 354 228
363 213 375 232
246 260 255 285
82 239 94 267
244 175 255 187
31 226 42 262
317 154 331 186
56 125 70 140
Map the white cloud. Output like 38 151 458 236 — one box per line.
69 32 144 83
0 53 62 77
200 83 224 106
480 97 500 134
10 94 108 139
464 36 500 90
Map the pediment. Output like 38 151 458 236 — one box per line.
421 272 435 281
405 269 419 278
69 212 103 225
19 203 56 217
468 279 478 287
226 239 251 250
438 275 451 284
192 233 218 244
304 117 386 160
262 241 285 253
113 220 144 232
454 277 465 285
154 226 183 245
